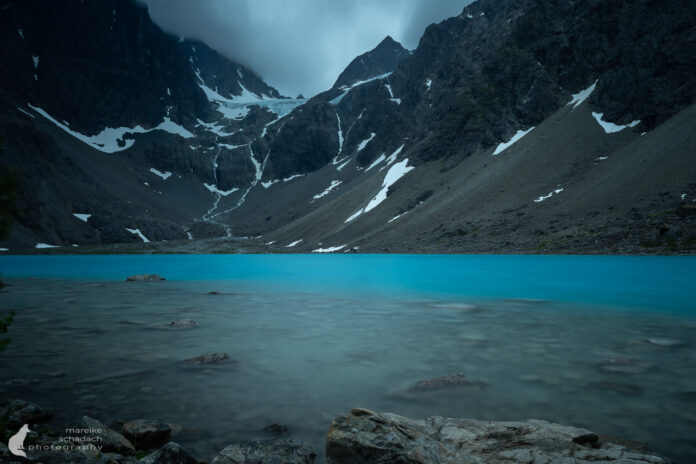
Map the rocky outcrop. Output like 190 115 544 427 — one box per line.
140 442 199 464
326 408 670 464
333 36 410 89
411 373 485 392
121 419 172 449
0 399 52 428
81 415 136 456
211 439 316 464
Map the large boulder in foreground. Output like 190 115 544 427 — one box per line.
122 419 172 449
326 408 669 464
212 439 315 464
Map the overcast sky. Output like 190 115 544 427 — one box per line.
141 0 469 97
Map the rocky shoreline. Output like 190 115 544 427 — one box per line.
0 400 670 463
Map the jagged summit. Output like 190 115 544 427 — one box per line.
332 35 410 89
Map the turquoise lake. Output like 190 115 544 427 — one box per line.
0 255 695 462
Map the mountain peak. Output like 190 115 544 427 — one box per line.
332 36 409 89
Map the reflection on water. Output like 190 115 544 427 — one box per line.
1 278 695 462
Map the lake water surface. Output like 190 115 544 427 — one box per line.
0 255 695 462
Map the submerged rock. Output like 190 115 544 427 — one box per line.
645 338 686 347
140 442 199 464
326 408 670 464
122 419 172 449
599 357 652 374
262 423 289 435
126 274 165 282
185 352 234 365
412 373 484 392
161 319 199 330
81 415 136 456
211 439 315 464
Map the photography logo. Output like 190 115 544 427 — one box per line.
8 424 30 458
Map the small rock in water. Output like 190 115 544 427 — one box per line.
209 291 221 295
425 301 478 312
263 423 289 435
126 273 165 282
140 442 199 464
599 357 651 374
412 373 484 392
212 439 315 464
645 337 685 347
185 352 234 365
122 419 172 449
164 319 199 329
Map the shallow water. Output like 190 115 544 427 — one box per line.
0 256 695 462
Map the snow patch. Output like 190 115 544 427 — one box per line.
126 228 150 242
425 79 432 90
261 180 279 188
313 180 342 200
18 29 24 39
534 188 564 203
16 106 34 118
568 80 596 109
73 213 91 222
313 245 347 253
357 133 376 151
592 112 640 134
346 158 414 222
379 144 405 170
336 159 351 171
286 239 303 248
365 153 386 172
283 173 304 182
0 248 8 251
32 55 39 69
36 243 59 249
492 127 534 155
29 104 192 153
331 72 392 105
204 183 239 196
149 168 172 180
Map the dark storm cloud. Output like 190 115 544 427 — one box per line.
140 0 470 97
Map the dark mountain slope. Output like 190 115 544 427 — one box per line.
2 0 696 254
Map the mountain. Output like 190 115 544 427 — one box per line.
332 36 410 89
1 0 696 254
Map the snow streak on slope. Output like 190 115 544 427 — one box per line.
73 213 91 222
592 113 640 133
312 244 347 253
346 158 414 223
492 127 534 155
149 168 172 180
29 104 193 153
534 188 563 203
330 72 392 105
126 228 150 242
357 133 376 151
313 180 342 200
568 80 597 109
